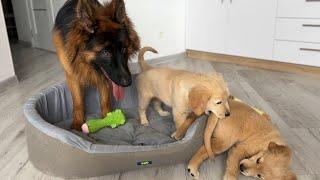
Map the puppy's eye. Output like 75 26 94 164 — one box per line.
208 110 213 114
216 101 222 105
256 157 261 164
257 174 262 178
100 49 112 58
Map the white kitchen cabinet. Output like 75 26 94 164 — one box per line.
274 0 320 67
186 0 228 54
275 18 320 44
277 0 320 18
274 41 320 67
187 0 277 60
226 0 277 59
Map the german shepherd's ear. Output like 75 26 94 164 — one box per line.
189 86 211 116
76 0 97 33
110 0 127 24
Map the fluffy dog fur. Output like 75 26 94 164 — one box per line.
53 0 140 130
187 97 296 180
136 47 230 139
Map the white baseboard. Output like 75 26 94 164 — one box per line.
0 76 18 92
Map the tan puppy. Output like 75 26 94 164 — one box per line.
136 47 230 139
187 97 296 180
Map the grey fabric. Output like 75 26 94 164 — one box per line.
35 76 177 146
23 76 207 177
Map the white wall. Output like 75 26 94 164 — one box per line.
0 1 16 82
99 0 186 61
11 0 33 44
12 0 186 59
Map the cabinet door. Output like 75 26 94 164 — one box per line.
187 0 228 54
52 0 67 18
226 0 277 60
32 0 55 51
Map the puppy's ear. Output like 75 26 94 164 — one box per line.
189 86 211 116
76 0 97 33
268 142 291 159
110 0 127 24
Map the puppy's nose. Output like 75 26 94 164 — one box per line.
225 111 230 117
240 164 245 172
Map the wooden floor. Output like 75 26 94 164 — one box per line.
1 44 320 180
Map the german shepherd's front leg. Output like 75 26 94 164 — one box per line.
99 83 111 117
66 74 85 130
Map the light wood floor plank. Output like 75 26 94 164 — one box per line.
1 44 319 179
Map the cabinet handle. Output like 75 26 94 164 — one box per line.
306 0 320 2
303 24 320 27
300 48 320 52
33 9 47 11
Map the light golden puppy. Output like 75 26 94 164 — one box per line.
136 47 230 139
187 97 296 180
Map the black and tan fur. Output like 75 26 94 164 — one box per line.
53 0 140 130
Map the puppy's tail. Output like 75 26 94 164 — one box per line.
138 47 158 72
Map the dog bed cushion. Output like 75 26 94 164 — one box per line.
23 76 206 178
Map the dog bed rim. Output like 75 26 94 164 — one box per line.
23 83 205 154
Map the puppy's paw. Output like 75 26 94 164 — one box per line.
158 110 170 117
223 174 237 180
141 122 149 126
171 131 182 140
187 166 200 179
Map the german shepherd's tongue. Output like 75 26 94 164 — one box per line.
100 67 125 101
111 81 124 101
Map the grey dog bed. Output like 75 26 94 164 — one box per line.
23 76 206 178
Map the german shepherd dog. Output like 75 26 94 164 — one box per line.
53 0 140 130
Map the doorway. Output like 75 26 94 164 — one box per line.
1 0 18 43
1 0 66 80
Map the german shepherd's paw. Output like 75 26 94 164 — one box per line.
187 166 200 179
71 121 84 131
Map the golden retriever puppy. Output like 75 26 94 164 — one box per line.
136 47 230 139
187 97 296 180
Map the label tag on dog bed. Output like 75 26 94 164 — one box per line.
137 160 152 166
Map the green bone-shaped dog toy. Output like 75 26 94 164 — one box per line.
81 109 126 134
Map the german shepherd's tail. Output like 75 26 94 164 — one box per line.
138 47 158 72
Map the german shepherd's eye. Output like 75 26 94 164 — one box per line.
256 157 261 164
216 101 222 105
100 49 112 58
